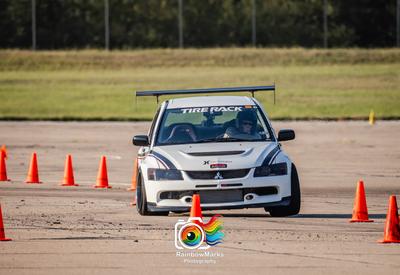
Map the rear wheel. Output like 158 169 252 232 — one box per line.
136 173 169 216
266 163 301 217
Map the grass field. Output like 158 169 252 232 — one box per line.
0 48 399 120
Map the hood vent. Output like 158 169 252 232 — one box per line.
186 151 245 157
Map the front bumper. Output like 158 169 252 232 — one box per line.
147 196 291 212
143 169 292 212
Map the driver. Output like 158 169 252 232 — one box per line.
223 110 261 140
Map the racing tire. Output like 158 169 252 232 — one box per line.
266 163 301 217
136 173 169 216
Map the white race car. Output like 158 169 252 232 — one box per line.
133 86 300 217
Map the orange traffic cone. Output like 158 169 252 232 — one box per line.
25 152 41 184
94 156 111 188
128 158 139 205
0 204 12 241
0 150 10 182
1 145 7 159
127 158 138 191
349 180 373 222
190 194 203 219
378 195 400 243
61 155 78 186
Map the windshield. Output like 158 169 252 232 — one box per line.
156 105 274 146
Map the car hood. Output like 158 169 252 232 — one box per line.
151 142 278 171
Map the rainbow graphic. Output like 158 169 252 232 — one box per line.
176 215 224 249
201 215 224 246
179 223 204 248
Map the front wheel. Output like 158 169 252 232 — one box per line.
136 173 151 216
266 163 301 217
136 173 169 216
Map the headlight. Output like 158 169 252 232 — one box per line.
254 163 287 177
148 168 183 181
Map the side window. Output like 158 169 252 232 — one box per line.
148 107 161 144
255 105 274 141
256 111 269 139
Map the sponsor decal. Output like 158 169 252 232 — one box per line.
181 106 243 114
204 160 231 166
210 163 227 169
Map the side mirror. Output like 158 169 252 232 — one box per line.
132 135 149 146
277 129 295 142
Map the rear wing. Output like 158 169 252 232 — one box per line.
135 85 276 104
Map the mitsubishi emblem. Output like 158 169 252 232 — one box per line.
214 172 223 180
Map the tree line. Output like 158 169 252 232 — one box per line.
0 0 397 49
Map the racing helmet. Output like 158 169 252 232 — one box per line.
236 109 257 134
